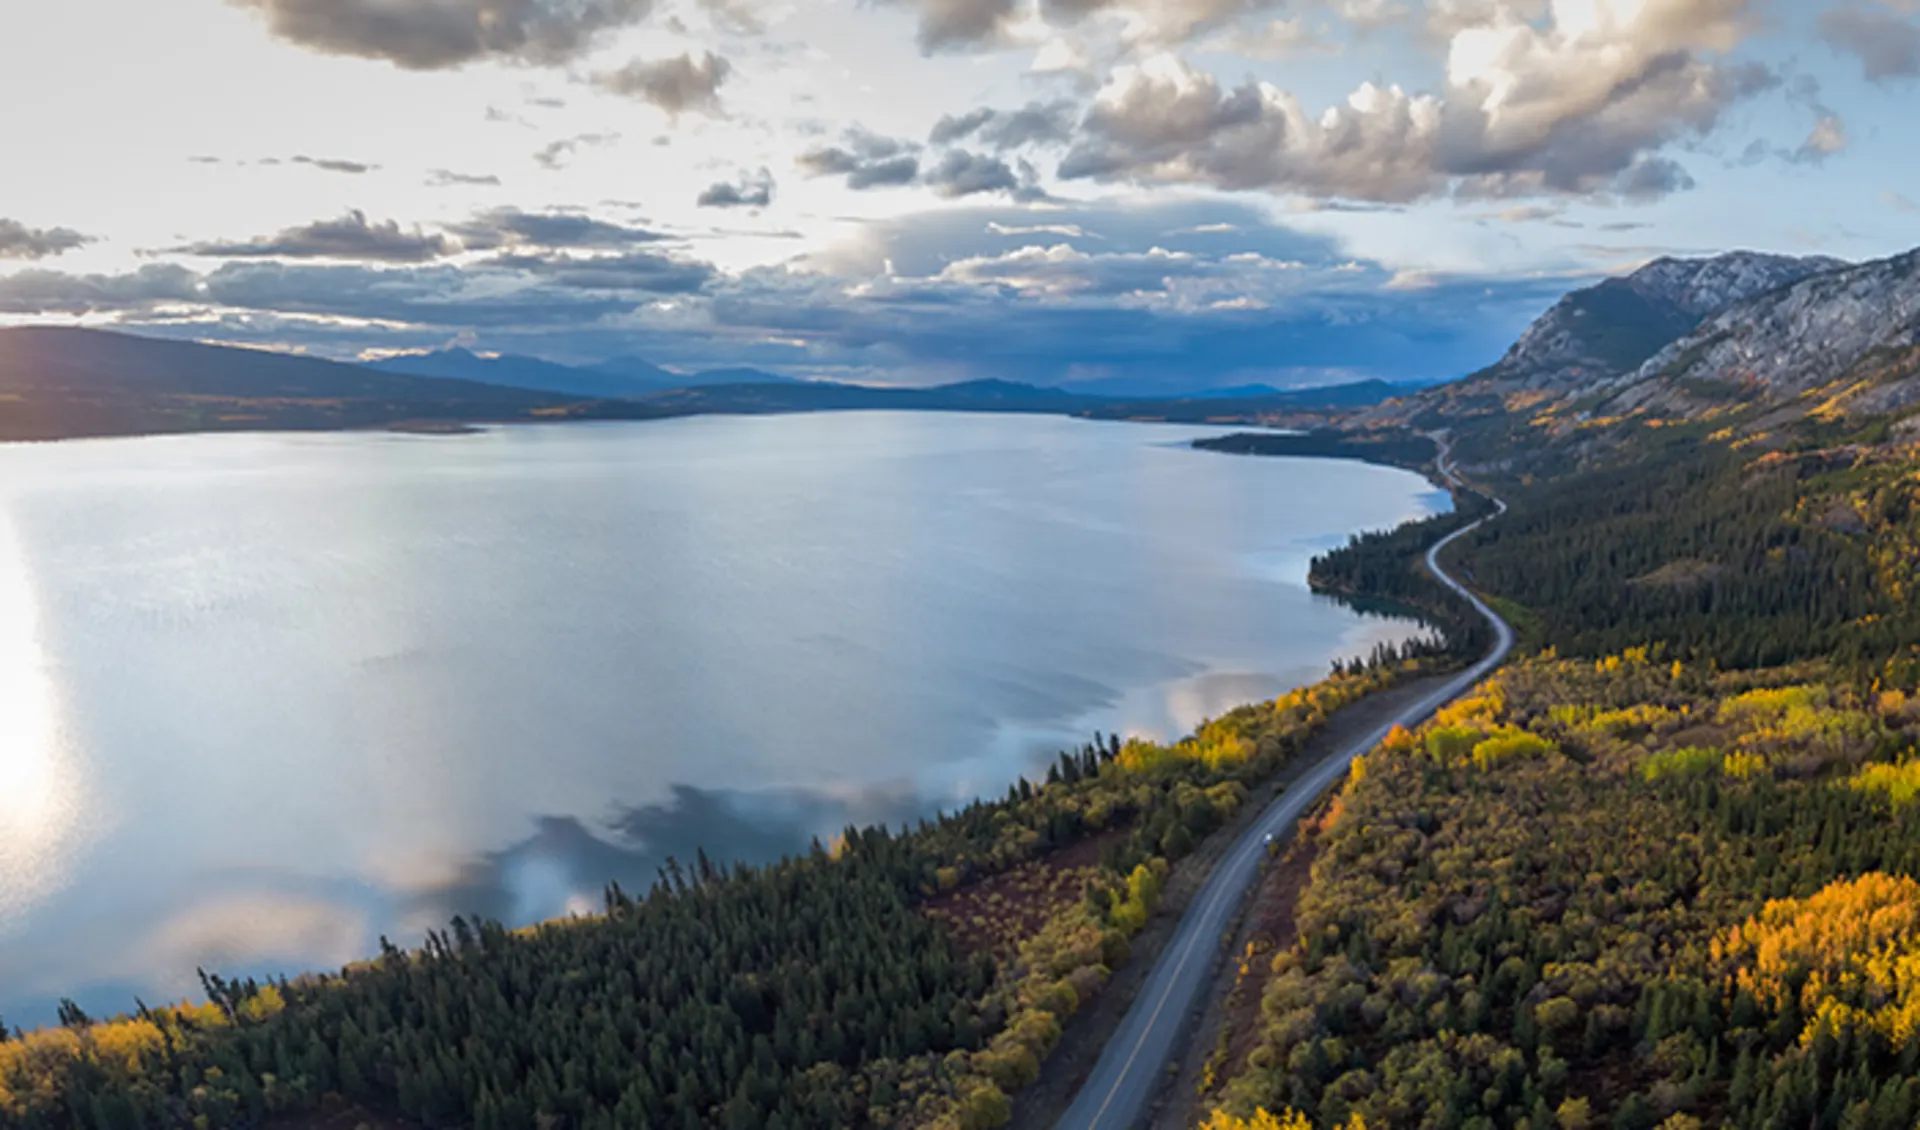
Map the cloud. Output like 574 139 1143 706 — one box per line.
1197 16 1316 58
428 169 504 187
1 200 1573 393
928 100 1077 149
1888 191 1920 214
697 168 776 207
895 0 1020 52
890 0 1286 52
172 211 456 263
932 242 1244 296
798 129 922 189
987 221 1091 237
1055 0 1769 203
1820 2 1920 81
921 150 1024 197
1792 113 1849 163
291 155 376 174
229 0 654 70
483 251 715 292
0 218 95 261
451 208 670 250
698 0 766 34
0 263 200 314
798 129 1042 198
698 203 1575 391
198 262 638 325
592 52 732 117
535 133 619 169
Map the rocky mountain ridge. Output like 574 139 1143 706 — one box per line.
1594 248 1920 422
1381 250 1847 424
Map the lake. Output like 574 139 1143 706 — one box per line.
0 411 1444 1027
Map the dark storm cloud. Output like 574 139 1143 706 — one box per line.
592 52 733 116
0 218 95 260
450 208 672 250
229 0 654 70
1820 3 1920 81
697 168 776 207
797 130 922 189
173 211 457 263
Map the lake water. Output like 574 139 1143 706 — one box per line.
0 412 1444 1027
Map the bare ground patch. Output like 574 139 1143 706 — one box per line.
923 831 1121 958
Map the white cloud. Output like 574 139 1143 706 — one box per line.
1057 0 1771 202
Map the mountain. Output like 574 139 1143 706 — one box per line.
1588 247 1920 422
638 375 1407 426
0 327 652 441
0 327 1405 442
371 348 675 398
1389 251 1847 423
1079 379 1404 423
636 376 1094 415
584 353 681 387
640 364 800 389
373 350 807 397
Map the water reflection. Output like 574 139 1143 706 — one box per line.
0 414 1446 1026
0 505 88 928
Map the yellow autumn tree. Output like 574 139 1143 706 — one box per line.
1202 1109 1367 1130
1713 872 1920 1047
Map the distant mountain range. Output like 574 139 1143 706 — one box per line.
0 327 1409 442
367 348 797 399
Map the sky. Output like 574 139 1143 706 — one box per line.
0 0 1915 392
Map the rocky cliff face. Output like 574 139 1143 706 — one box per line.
1379 251 1847 424
1597 249 1920 420
1481 252 1846 391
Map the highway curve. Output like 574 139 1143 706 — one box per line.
1053 459 1512 1130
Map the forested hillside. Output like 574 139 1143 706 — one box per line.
1200 293 1920 1130
1205 649 1920 1130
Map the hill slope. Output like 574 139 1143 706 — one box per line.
0 327 623 440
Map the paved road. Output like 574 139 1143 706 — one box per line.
1053 454 1512 1130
